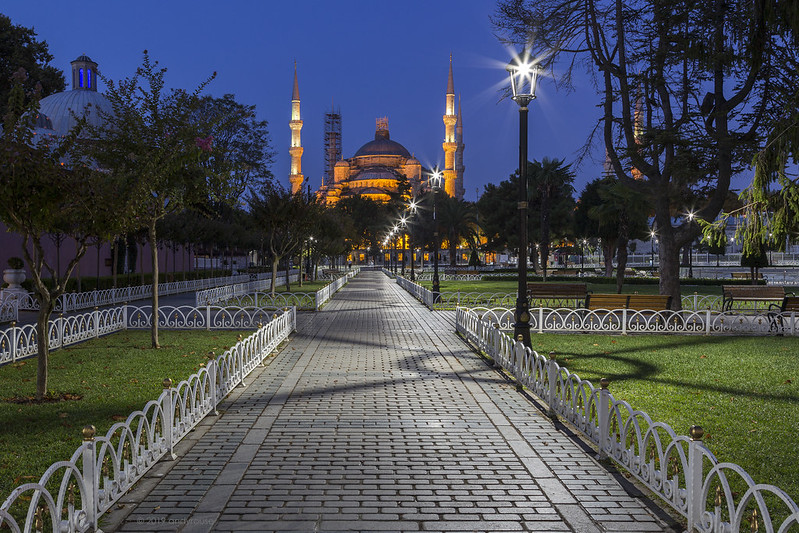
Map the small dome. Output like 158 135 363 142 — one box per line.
38 89 112 136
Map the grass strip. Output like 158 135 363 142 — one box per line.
526 334 799 505
0 330 242 502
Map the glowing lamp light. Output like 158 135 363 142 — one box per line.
506 52 539 106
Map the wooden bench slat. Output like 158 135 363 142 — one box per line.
585 294 671 311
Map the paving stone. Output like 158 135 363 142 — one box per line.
104 272 679 533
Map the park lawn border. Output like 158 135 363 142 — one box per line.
0 329 245 502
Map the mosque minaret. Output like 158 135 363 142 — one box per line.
442 54 459 198
288 62 304 195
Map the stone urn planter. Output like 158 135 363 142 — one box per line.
2 258 26 300
3 268 26 289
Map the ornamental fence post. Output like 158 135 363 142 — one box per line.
123 303 129 330
546 351 558 419
705 310 711 335
94 307 100 338
622 309 628 335
791 312 796 336
238 346 246 388
59 314 65 349
208 353 218 416
161 378 177 460
206 305 211 331
597 378 610 461
693 292 699 310
686 425 705 532
10 321 17 363
80 425 99 531
538 308 544 334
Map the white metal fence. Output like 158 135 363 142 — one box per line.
455 307 799 533
395 274 784 316
0 308 295 532
0 304 295 367
215 268 359 311
10 272 287 318
195 272 300 306
0 299 18 323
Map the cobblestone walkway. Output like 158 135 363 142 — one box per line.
106 272 678 532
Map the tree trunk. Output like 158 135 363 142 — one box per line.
148 221 160 348
35 300 55 400
603 242 614 277
112 238 119 288
271 258 279 296
285 258 291 291
449 238 457 267
658 231 683 310
616 237 629 293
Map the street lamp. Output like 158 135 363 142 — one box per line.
581 239 587 273
687 211 695 279
399 216 408 276
429 168 443 300
649 229 656 270
408 200 418 281
392 225 399 274
506 50 539 347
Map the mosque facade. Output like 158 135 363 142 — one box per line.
289 57 465 203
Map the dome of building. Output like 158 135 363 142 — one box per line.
37 54 112 136
351 168 402 181
39 90 112 136
353 118 411 159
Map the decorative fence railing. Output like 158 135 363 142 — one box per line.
11 272 293 315
0 308 295 532
0 304 295 367
0 298 18 323
212 268 359 311
455 306 797 336
455 307 799 533
394 273 780 314
195 272 300 306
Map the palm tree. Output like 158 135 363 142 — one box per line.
437 197 479 267
530 158 575 280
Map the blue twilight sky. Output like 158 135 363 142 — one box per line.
3 0 610 201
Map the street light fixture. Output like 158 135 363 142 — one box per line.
507 50 539 347
399 216 408 276
408 200 418 281
429 168 443 300
686 211 695 279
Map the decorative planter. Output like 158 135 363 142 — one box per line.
3 268 26 289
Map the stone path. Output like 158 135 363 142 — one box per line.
104 271 679 532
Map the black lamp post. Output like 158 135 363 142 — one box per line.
408 200 418 282
399 217 408 276
429 169 442 301
581 239 586 273
507 51 539 347
687 212 695 279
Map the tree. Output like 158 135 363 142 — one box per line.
248 186 311 295
194 93 275 202
530 158 575 279
87 51 215 348
478 161 575 270
494 0 786 308
587 179 650 292
0 71 125 400
0 14 64 124
437 197 479 267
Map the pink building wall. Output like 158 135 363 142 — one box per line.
0 223 193 282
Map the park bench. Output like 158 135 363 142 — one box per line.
721 285 784 312
527 282 588 308
767 295 799 334
730 272 764 280
585 293 672 312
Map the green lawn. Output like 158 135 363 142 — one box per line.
0 330 242 503
524 334 799 506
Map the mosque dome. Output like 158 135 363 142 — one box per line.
37 54 112 136
353 117 411 159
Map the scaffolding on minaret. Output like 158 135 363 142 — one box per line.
324 104 342 188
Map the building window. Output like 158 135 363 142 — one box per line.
79 68 84 88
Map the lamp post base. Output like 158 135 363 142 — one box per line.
513 297 532 347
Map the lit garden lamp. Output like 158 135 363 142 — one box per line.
649 229 657 269
392 225 399 274
687 211 695 279
506 50 539 347
399 216 408 276
428 168 443 300
408 200 418 281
